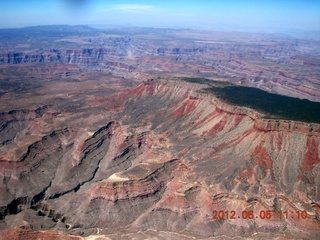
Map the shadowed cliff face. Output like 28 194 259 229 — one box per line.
0 78 319 239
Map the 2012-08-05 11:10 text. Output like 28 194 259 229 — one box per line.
212 210 308 220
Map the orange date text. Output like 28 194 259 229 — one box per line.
212 210 308 220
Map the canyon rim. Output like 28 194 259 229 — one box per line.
0 25 320 240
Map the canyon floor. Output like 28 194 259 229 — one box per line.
0 26 319 240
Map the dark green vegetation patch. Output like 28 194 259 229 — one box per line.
182 77 232 87
206 86 320 123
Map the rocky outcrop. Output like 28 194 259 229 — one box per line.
0 78 319 239
0 228 82 240
0 106 49 148
0 49 106 65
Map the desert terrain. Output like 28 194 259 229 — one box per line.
0 26 319 239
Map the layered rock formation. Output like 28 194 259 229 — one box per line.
0 26 320 101
0 77 319 239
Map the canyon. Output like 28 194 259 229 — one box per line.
1 26 320 102
0 26 319 239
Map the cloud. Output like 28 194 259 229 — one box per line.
112 4 155 11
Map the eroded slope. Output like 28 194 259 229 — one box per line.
0 78 319 239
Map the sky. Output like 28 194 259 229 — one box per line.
0 0 319 33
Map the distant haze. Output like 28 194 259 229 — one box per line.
0 0 319 33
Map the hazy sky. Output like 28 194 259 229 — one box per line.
0 0 319 32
